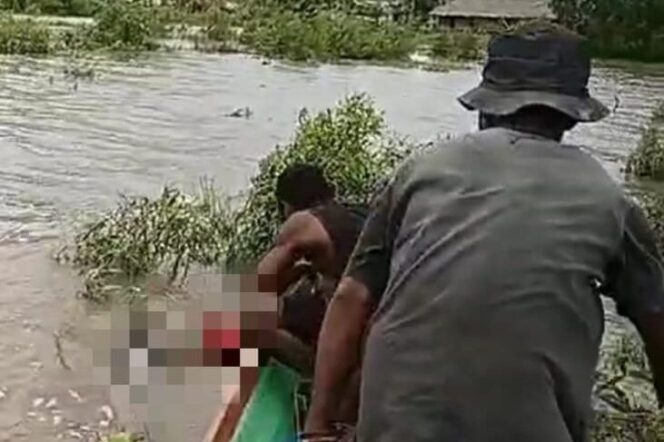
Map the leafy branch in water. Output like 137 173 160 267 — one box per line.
58 181 233 301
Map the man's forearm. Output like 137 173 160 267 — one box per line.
306 278 373 430
256 245 303 296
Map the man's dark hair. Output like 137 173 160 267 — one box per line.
276 164 335 211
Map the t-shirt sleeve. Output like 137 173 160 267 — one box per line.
605 201 664 319
342 176 397 302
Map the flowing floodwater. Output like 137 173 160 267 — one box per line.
0 52 663 441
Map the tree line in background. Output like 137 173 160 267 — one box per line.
550 0 664 61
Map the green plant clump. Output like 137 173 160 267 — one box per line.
60 182 232 301
626 102 664 180
225 93 414 267
0 14 51 54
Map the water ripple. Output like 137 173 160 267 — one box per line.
0 53 661 242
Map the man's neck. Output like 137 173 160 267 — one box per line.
495 121 565 142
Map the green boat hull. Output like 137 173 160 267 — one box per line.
229 361 304 442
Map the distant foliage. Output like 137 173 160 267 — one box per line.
89 0 162 50
0 14 51 54
225 93 415 267
430 30 488 61
550 0 664 61
0 0 101 16
626 103 664 180
237 8 422 62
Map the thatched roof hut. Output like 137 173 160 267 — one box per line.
430 0 555 29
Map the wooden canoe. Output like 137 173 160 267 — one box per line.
202 361 304 442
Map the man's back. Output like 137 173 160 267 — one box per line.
359 127 627 442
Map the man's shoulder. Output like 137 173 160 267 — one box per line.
397 132 478 173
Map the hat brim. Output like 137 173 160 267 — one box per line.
458 86 609 122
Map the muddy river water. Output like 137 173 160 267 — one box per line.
0 52 663 441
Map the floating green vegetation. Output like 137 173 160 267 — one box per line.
58 181 233 302
0 14 51 54
626 102 664 180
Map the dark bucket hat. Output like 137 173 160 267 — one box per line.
458 24 609 122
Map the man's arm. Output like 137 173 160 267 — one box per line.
606 201 664 405
256 211 330 297
305 278 374 431
305 178 397 433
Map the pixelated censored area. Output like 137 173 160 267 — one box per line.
85 273 281 396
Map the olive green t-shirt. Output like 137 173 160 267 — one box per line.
344 127 664 442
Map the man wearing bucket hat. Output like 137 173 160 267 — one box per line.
303 23 664 442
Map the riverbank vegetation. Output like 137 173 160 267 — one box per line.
551 0 664 62
0 14 51 54
0 0 488 62
1 0 663 62
0 0 163 54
